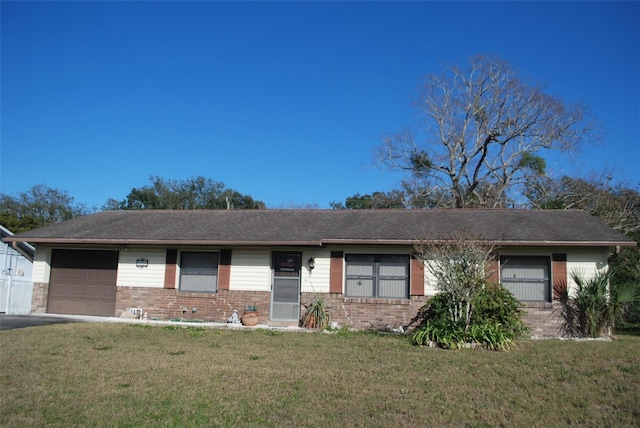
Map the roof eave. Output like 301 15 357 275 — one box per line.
494 240 637 248
1 237 325 247
3 237 635 249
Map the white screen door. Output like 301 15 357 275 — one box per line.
270 252 301 321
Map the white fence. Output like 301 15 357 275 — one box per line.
0 277 33 314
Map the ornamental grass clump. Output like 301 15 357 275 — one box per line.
301 296 330 329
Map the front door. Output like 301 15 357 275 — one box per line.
270 252 301 322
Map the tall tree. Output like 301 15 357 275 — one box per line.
107 176 266 210
525 174 640 236
378 54 599 208
527 174 640 328
330 190 408 209
0 184 89 233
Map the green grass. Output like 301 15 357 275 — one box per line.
1 323 639 427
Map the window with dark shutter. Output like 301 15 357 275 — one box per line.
345 255 409 298
500 256 550 302
179 251 219 293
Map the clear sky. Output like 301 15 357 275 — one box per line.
1 1 638 210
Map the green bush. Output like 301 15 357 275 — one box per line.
412 283 526 351
472 282 528 338
468 323 517 351
411 318 467 350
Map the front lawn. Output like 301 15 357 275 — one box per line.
1 323 638 427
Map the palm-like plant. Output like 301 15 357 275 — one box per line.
569 271 639 337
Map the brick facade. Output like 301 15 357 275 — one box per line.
300 293 429 331
115 287 271 323
520 302 565 338
35 282 565 337
31 282 49 313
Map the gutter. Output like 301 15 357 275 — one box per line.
1 237 325 247
320 239 637 248
3 236 636 249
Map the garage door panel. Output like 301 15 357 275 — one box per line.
85 284 117 299
49 283 85 299
48 250 118 316
47 296 85 315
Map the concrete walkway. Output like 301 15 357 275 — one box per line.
0 313 308 332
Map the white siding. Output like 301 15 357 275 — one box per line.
1 241 33 281
567 248 608 296
33 247 51 283
229 250 271 291
423 261 439 296
302 249 330 293
339 246 410 256
117 249 166 288
421 247 611 298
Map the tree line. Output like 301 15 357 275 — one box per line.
0 177 265 234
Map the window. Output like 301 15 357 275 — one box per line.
500 256 550 302
345 255 409 298
179 251 219 293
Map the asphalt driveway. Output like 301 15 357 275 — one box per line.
0 314 81 331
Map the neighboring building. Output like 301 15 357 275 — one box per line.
1 225 35 314
2 209 635 336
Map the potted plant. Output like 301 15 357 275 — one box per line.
241 304 259 326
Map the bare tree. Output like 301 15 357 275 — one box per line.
378 54 599 208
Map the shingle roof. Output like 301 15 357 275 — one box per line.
2 209 635 248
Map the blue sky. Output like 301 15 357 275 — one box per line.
1 1 638 209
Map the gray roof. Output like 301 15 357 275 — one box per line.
2 209 635 248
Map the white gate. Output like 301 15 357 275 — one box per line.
0 277 33 314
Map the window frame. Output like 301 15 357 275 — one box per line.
499 255 551 302
179 251 220 294
344 254 409 299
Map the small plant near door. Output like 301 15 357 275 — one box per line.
302 296 329 329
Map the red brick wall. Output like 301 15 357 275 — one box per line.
108 287 566 336
520 302 565 338
115 287 271 323
301 292 429 331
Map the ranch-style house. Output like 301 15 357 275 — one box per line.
3 209 635 337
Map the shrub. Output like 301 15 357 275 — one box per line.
560 271 640 338
472 282 528 338
412 284 526 351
